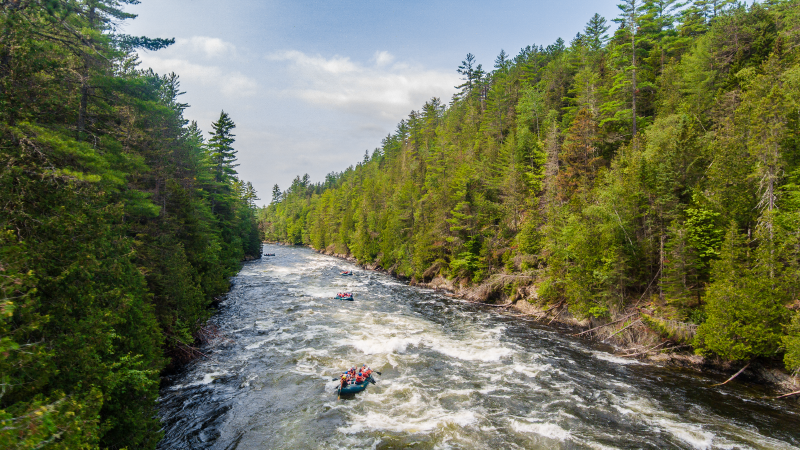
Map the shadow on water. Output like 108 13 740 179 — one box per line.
157 244 800 450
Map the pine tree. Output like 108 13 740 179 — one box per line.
557 108 601 200
584 13 610 51
614 0 643 136
455 53 485 98
208 110 238 183
494 49 510 70
271 184 282 204
695 224 788 361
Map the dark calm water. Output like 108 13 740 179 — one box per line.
157 244 800 449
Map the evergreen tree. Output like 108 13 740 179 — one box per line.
208 110 238 183
696 224 789 361
613 0 643 136
456 53 485 97
584 13 610 50
272 183 282 203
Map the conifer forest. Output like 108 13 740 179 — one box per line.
0 0 261 448
3 0 800 448
263 0 800 400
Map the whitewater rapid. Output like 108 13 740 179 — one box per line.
157 244 800 449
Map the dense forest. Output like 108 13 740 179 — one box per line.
0 1 260 448
262 0 800 378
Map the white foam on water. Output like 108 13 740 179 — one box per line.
292 346 330 357
478 385 512 395
344 313 517 363
429 340 513 362
508 362 552 379
621 397 720 450
437 388 474 398
262 266 299 277
510 419 570 441
339 405 479 434
612 404 635 415
254 319 274 329
591 350 642 365
348 336 422 354
244 330 302 349
587 443 622 450
201 371 228 384
299 285 339 298
245 340 268 350
239 373 258 388
657 418 714 450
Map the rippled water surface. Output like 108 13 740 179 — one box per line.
158 245 800 449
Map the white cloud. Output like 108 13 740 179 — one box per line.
136 53 257 97
373 50 394 67
272 50 358 74
268 50 458 120
223 73 258 96
183 36 237 58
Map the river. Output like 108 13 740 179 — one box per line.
157 244 800 449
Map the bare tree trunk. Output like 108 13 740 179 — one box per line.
631 25 638 136
660 233 664 302
77 70 88 141
77 4 97 141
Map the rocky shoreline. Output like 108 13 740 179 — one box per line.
270 242 800 401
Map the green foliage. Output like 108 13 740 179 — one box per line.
0 1 261 448
695 225 789 361
784 312 800 374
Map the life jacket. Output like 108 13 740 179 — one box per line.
355 373 364 383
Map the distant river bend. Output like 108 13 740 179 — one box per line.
157 244 800 449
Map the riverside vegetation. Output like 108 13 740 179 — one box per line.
262 0 800 391
0 1 260 448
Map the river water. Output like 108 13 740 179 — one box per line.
157 244 800 449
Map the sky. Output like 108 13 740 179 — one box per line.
121 0 622 206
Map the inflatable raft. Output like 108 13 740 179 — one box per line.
337 376 375 395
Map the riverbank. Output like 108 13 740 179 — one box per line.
161 244 800 448
290 243 800 400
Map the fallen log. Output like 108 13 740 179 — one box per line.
710 362 750 387
602 319 642 342
548 305 566 325
619 341 669 358
773 390 800 400
573 313 636 337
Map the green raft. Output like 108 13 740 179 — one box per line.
337 376 374 395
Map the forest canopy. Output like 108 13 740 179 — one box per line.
0 1 260 448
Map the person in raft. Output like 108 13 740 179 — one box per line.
361 364 372 378
340 367 355 388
